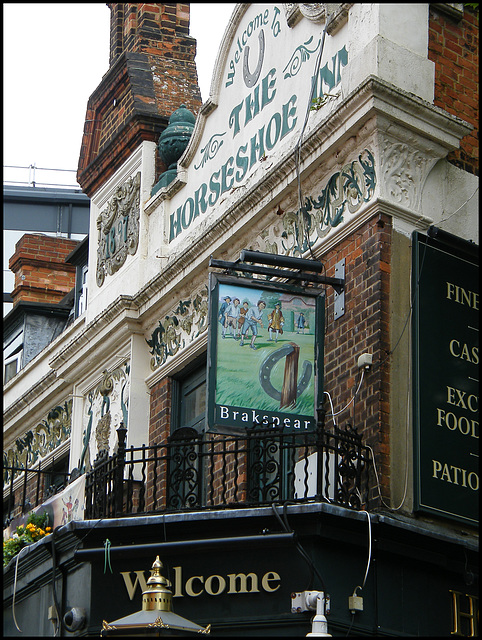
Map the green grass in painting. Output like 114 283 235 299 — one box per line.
215 330 315 415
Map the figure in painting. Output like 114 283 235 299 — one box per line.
224 297 241 339
218 296 231 336
238 301 249 334
239 300 266 350
267 302 284 342
296 312 306 334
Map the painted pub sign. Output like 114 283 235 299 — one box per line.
207 274 325 434
412 231 479 525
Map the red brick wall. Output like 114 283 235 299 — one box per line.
146 376 172 510
8 234 78 306
322 214 392 506
149 376 172 444
428 5 479 175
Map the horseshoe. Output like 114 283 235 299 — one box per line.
259 343 313 401
243 29 265 88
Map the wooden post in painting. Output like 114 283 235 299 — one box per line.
280 343 300 408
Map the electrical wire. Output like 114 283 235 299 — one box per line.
359 510 372 590
366 374 410 512
271 502 327 592
437 185 478 228
323 390 337 427
51 528 62 636
11 544 32 632
294 15 332 262
345 511 372 636
324 368 365 423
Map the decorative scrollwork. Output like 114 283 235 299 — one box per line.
283 36 321 79
194 132 226 170
167 441 201 509
279 149 376 256
80 363 130 470
147 286 209 370
3 400 72 483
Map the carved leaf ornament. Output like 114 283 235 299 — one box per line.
147 287 209 370
3 400 72 483
280 150 376 256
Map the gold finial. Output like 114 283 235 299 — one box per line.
142 556 173 612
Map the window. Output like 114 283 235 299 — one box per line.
3 328 23 383
172 358 206 434
77 265 88 316
4 352 22 384
167 358 206 509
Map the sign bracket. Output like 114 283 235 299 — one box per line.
209 250 345 293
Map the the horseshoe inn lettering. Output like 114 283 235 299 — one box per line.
168 8 348 243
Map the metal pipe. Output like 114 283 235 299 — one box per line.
210 258 343 290
240 249 324 273
74 532 296 562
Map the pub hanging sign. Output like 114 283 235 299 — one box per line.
412 231 479 525
207 274 325 434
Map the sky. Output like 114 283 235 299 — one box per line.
3 3 236 189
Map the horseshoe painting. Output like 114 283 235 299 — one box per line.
207 274 325 435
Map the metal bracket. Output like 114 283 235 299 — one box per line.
334 259 345 320
209 252 345 292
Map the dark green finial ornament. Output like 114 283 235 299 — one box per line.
151 104 196 195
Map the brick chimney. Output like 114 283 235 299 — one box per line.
77 3 202 197
8 234 79 307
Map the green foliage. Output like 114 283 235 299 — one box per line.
310 93 338 111
464 3 479 18
3 511 51 566
310 96 328 111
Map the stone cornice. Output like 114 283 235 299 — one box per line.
48 295 141 380
3 370 58 424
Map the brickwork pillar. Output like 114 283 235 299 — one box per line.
8 234 79 307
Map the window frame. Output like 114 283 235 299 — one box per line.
171 355 207 435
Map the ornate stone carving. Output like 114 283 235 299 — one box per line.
299 3 326 22
147 286 209 370
96 172 141 287
3 400 72 482
95 412 112 453
283 3 326 26
380 137 436 212
80 363 130 471
273 149 376 256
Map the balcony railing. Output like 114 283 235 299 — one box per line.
84 422 371 519
3 461 71 528
3 423 371 528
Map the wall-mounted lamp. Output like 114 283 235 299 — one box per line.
100 556 210 636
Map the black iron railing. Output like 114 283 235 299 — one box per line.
3 461 71 528
84 422 371 519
